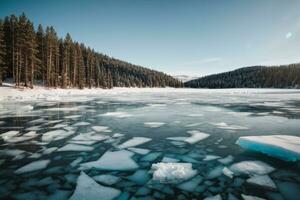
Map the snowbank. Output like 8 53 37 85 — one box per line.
1 83 300 102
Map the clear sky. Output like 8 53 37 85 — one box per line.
1 0 300 76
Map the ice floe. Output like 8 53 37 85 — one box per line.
93 174 120 185
236 135 300 161
141 152 162 162
203 194 222 200
167 130 209 144
230 161 275 175
42 129 75 142
80 150 139 171
246 175 277 190
127 147 150 155
73 122 90 126
70 157 83 168
177 175 203 192
91 126 111 132
64 115 81 119
207 166 224 179
15 160 50 174
241 194 266 200
222 167 234 178
69 131 109 145
58 144 94 152
69 171 121 200
127 169 151 185
203 155 221 161
118 137 152 149
213 122 248 130
151 163 197 184
161 157 179 163
218 155 234 165
99 111 132 118
144 122 165 128
44 107 79 112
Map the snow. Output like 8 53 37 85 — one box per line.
246 175 277 190
93 174 120 185
236 135 300 161
230 161 275 175
69 171 121 200
167 130 209 144
80 150 139 171
57 144 94 152
2 85 300 103
144 122 165 128
15 160 50 174
118 137 152 149
151 163 197 184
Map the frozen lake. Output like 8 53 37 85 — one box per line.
0 88 300 200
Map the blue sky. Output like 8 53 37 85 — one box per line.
1 0 300 76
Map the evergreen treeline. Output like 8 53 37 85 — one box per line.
0 13 182 88
185 64 300 88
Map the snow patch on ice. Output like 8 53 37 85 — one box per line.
151 162 197 184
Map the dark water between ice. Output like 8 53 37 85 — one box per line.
0 89 300 200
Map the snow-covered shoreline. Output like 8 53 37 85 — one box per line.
1 83 300 102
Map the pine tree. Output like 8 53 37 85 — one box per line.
0 20 6 85
26 21 38 88
36 24 46 83
62 33 72 88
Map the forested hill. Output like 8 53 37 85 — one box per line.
185 64 300 89
0 13 182 88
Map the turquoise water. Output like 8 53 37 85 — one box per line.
0 90 299 200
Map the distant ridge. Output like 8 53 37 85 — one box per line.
173 75 199 83
185 64 300 89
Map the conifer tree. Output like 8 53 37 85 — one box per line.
0 20 6 85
